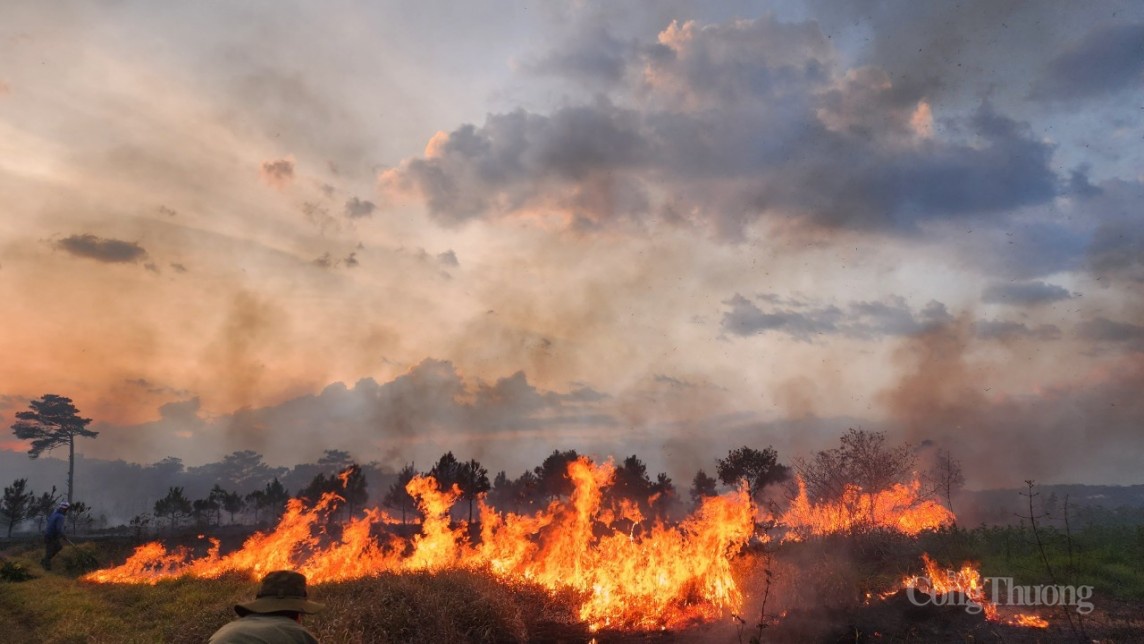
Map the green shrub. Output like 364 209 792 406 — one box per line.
59 543 101 575
0 559 34 582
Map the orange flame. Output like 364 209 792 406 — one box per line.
902 554 1048 629
779 476 954 539
83 457 756 631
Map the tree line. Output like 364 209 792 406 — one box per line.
6 393 965 538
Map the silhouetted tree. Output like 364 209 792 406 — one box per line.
716 446 790 500
155 487 192 529
489 469 541 513
299 474 334 505
192 450 286 492
339 464 369 519
220 489 245 524
245 478 290 524
11 394 98 503
192 497 219 527
382 464 418 524
606 454 653 516
488 471 513 510
298 464 369 522
689 469 719 509
614 455 652 499
534 449 580 500
927 448 965 516
796 429 913 502
207 485 229 526
67 501 91 534
318 449 354 470
429 452 463 492
650 472 677 520
1 478 34 537
458 459 491 523
129 512 151 540
30 485 60 532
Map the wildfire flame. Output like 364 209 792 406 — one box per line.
83 458 755 631
902 554 1048 629
779 475 954 539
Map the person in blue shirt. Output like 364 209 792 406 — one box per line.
41 501 70 570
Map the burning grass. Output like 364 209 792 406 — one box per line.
0 562 581 643
5 527 1144 642
82 457 756 631
11 454 1140 642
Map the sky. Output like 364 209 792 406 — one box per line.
1 0 1142 486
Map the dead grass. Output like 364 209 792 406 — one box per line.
0 544 581 644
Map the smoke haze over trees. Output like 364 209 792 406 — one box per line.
1 2 1143 519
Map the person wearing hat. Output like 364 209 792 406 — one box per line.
40 501 70 570
208 570 325 643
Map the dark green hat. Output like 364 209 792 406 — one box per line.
235 570 325 616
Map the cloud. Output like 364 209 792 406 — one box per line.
720 293 841 340
379 102 650 227
437 250 459 267
1031 23 1144 101
525 24 632 87
982 281 1073 306
1085 180 1144 283
974 320 1062 341
344 196 376 218
126 378 191 398
259 157 295 189
720 293 952 341
1077 317 1144 351
313 252 333 269
159 397 202 421
211 359 611 464
56 234 148 263
377 17 1059 238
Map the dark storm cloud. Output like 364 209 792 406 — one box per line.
974 320 1062 341
1077 317 1144 350
967 219 1088 280
720 293 841 340
982 281 1073 306
1085 180 1144 283
720 293 952 341
1030 23 1144 101
56 234 148 263
803 0 1141 103
381 102 650 226
344 196 376 218
379 17 1059 238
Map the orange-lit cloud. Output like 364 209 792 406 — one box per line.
911 100 934 138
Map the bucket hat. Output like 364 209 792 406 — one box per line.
235 570 325 616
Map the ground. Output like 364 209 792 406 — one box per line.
2 529 1143 643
